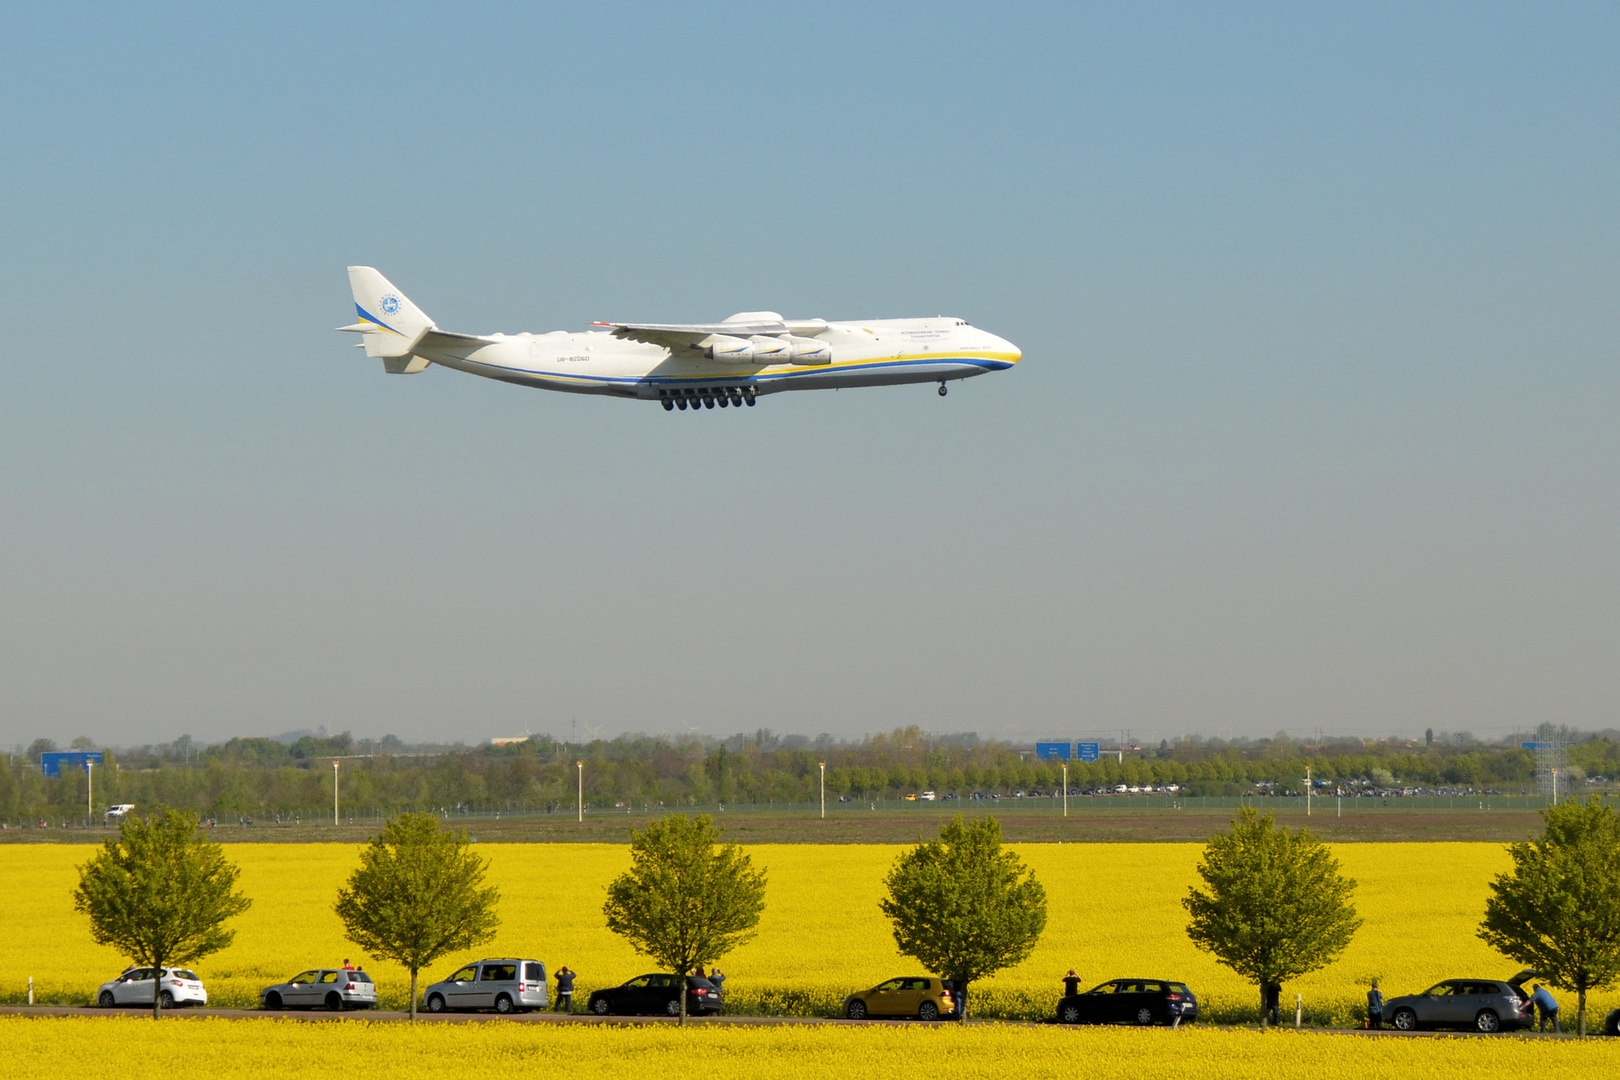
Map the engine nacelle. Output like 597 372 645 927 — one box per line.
748 335 794 364
706 334 755 363
787 335 832 364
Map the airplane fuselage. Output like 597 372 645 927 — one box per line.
418 317 1019 401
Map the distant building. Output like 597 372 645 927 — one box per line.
490 735 531 747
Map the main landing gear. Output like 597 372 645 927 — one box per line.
658 386 756 411
938 382 948 397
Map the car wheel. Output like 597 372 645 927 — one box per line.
1136 1007 1154 1025
1059 1003 1081 1024
495 995 514 1015
592 997 610 1015
98 990 116 1008
323 992 341 1011
665 998 682 1016
846 1000 868 1020
919 1001 940 1021
1392 1008 1418 1031
264 991 283 1010
1475 1010 1500 1033
159 991 175 1009
427 994 446 1014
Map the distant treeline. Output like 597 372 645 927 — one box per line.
5 726 1618 825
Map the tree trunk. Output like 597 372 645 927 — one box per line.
680 975 688 1026
152 959 163 1021
958 982 970 1021
1578 987 1586 1037
410 967 418 1022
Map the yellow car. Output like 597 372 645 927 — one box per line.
904 794 919 802
843 976 955 1020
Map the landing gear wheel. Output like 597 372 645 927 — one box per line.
1392 1008 1417 1031
938 383 948 396
1475 1010 1500 1033
662 399 674 411
745 395 756 406
99 990 116 1008
919 1001 940 1021
846 1000 867 1020
592 997 610 1015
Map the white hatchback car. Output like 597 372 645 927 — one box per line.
97 967 208 1008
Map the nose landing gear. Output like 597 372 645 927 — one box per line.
938 382 948 397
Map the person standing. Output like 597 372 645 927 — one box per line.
553 966 575 1013
1063 969 1081 997
1530 984 1560 1034
708 968 725 994
1263 982 1282 1026
1366 980 1383 1030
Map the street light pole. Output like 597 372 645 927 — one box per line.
577 761 584 822
333 761 340 825
1303 766 1311 816
819 762 826 819
87 760 94 823
1062 763 1068 818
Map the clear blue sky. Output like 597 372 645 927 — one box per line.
1 2 1615 747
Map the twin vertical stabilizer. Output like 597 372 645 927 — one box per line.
339 266 434 372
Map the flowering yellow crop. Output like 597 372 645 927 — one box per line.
4 842 1614 1025
4 1016 1614 1080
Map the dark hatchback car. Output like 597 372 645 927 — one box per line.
587 973 723 1017
1057 979 1199 1026
1380 974 1534 1033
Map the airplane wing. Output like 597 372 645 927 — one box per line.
596 318 828 352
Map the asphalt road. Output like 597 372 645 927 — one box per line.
0 1004 1584 1037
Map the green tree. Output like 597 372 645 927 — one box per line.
1479 797 1620 1036
72 808 251 1019
1182 808 1361 1023
333 812 500 1020
602 813 768 1023
880 815 1047 1019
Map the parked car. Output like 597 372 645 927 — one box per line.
587 973 722 1016
1605 1007 1620 1036
103 803 136 824
842 976 955 1020
1056 978 1198 1026
1379 973 1535 1033
96 967 207 1008
422 958 549 1013
260 968 378 1011
919 791 937 801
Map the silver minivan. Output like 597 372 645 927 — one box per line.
423 958 548 1014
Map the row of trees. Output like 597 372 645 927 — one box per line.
71 799 1620 1033
17 725 1614 823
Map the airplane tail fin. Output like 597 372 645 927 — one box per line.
340 266 435 371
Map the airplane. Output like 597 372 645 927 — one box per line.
339 267 1020 410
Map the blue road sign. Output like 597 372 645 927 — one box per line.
1036 742 1071 761
1522 742 1553 750
1076 742 1100 762
41 751 103 777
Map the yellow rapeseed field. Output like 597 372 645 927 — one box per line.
4 1016 1615 1080
4 842 1615 1024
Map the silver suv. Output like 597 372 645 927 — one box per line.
423 958 548 1014
1380 973 1535 1033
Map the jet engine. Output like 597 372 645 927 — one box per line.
786 336 832 364
748 335 794 364
705 334 755 363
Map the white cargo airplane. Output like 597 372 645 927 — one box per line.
339 267 1019 410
